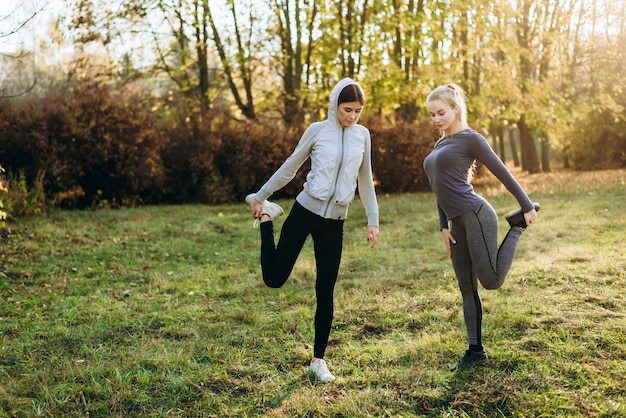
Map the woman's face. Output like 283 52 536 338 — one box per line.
428 99 458 134
337 101 363 128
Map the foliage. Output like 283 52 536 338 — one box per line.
0 169 625 416
565 95 626 169
560 34 626 169
0 169 47 222
159 110 306 205
368 117 438 193
0 85 443 213
1 0 624 216
57 0 621 169
0 165 6 225
5 0 626 178
0 81 166 209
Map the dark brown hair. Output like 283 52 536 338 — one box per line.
338 84 365 105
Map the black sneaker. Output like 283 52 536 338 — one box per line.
505 202 541 228
454 349 488 370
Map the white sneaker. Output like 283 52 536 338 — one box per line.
245 193 257 205
245 193 284 227
309 358 335 382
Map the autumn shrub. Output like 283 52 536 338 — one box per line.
213 121 306 202
0 98 53 218
0 165 6 225
368 117 438 193
177 115 438 203
1 82 556 212
46 81 166 208
565 109 626 170
0 96 49 193
160 110 305 205
0 169 47 220
203 116 439 202
159 110 224 204
0 82 166 209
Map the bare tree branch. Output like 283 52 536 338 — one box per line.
0 77 37 99
0 1 48 98
0 2 48 39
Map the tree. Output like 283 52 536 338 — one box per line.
559 0 626 169
0 1 47 98
1 1 48 222
206 0 260 119
270 0 319 126
389 0 426 122
513 0 551 174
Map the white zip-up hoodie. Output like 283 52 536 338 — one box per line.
254 77 379 227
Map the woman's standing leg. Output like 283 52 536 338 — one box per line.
260 202 311 288
307 216 344 382
449 204 525 368
310 218 344 359
450 218 483 351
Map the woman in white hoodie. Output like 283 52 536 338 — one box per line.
246 78 379 382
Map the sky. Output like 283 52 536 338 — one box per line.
0 0 65 52
0 0 63 26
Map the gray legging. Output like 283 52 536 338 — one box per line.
449 202 523 347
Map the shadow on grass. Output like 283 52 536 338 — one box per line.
422 358 523 416
260 366 319 412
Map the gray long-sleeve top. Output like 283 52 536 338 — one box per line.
423 128 533 230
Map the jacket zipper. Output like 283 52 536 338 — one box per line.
324 128 345 217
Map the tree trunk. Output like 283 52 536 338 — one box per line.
497 125 505 160
508 126 520 167
195 0 209 109
275 0 318 127
562 142 571 168
489 125 505 160
517 114 540 173
541 135 551 172
395 101 418 123
207 1 256 119
390 0 424 123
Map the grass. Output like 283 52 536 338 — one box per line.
1 167 625 417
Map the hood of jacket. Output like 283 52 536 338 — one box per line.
327 77 364 128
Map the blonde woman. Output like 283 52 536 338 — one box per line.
423 83 539 369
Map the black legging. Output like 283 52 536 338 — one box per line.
259 201 344 359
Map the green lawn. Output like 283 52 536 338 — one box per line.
1 169 625 417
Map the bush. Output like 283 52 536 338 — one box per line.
160 111 306 204
368 118 438 193
0 82 453 213
46 82 166 208
0 169 47 221
0 82 166 209
0 165 6 225
565 109 626 170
